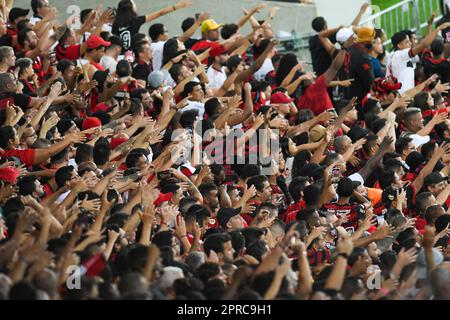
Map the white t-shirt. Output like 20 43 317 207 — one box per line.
151 41 166 71
182 101 205 118
206 65 227 89
254 58 274 81
100 55 118 73
388 48 415 93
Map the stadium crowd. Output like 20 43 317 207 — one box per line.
0 0 450 300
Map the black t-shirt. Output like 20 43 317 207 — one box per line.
112 16 146 52
184 38 200 50
422 55 450 83
344 44 374 102
309 34 336 76
132 61 152 83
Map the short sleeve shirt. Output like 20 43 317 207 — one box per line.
388 48 415 93
112 16 146 52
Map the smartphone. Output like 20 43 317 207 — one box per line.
195 13 200 20
402 180 411 191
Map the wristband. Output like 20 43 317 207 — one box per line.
336 252 349 259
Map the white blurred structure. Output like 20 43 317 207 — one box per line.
314 0 373 27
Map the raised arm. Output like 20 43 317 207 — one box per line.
145 0 192 23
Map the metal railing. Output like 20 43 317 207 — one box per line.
359 0 445 46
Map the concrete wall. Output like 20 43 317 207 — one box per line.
14 0 317 37
315 0 373 27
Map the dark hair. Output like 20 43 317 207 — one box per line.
169 63 184 83
303 184 321 207
75 144 94 165
198 183 218 198
221 23 238 40
246 175 268 192
203 233 231 255
148 23 165 41
17 176 38 196
107 35 124 50
337 177 355 197
391 31 408 50
275 53 298 86
395 136 413 155
93 137 110 166
54 165 75 189
9 281 38 300
195 262 221 284
348 247 367 267
113 0 137 29
204 98 221 117
181 17 195 32
182 81 201 98
246 239 269 262
378 169 396 189
289 176 309 203
57 59 75 74
116 60 132 77
17 28 33 48
416 192 434 216
179 109 199 129
228 230 245 258
311 16 327 32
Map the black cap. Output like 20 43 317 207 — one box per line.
382 186 398 204
217 207 241 228
9 8 30 24
423 172 446 189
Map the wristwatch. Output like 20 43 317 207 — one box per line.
336 253 349 259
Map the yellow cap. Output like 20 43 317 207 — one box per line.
356 27 376 43
309 125 326 143
201 19 223 33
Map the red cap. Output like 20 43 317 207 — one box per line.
82 117 102 131
210 45 228 57
86 35 111 49
110 137 128 150
94 102 111 113
270 92 294 104
154 192 173 207
0 167 20 184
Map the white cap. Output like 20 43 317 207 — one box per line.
336 27 355 43
409 134 430 149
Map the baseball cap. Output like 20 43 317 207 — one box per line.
356 27 376 43
209 45 228 57
381 186 398 204
409 134 430 149
154 192 173 207
217 207 241 228
201 19 223 33
9 8 29 23
0 167 20 184
147 70 165 89
336 27 355 44
309 124 326 142
87 35 111 50
270 92 294 104
82 117 102 131
423 172 446 189
416 247 443 280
